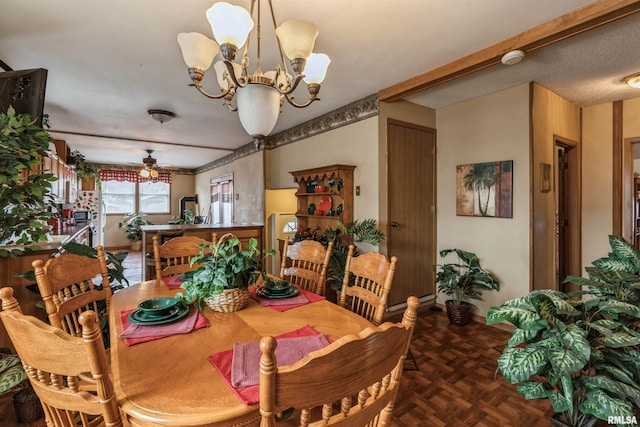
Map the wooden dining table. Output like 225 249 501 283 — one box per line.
109 279 372 427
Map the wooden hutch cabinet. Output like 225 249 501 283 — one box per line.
290 164 355 236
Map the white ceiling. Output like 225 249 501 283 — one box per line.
1 0 639 169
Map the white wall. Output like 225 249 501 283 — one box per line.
436 84 530 316
194 151 264 224
266 117 379 223
582 103 613 269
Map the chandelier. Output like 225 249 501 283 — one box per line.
177 1 330 147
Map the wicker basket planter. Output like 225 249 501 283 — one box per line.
205 288 250 313
445 300 472 326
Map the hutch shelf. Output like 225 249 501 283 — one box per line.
290 164 355 236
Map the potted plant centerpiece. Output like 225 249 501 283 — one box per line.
487 235 640 427
118 212 151 251
435 248 500 325
175 234 274 313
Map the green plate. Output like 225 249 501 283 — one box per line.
256 286 300 299
128 304 190 325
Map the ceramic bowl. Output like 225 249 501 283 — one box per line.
315 185 326 193
264 279 291 294
138 297 178 315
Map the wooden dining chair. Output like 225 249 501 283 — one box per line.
32 245 112 337
259 295 418 427
153 234 214 281
338 245 398 325
279 239 334 296
0 287 127 427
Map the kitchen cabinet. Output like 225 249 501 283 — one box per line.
0 250 55 350
45 152 78 203
290 164 355 236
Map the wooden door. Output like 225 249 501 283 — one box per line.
387 120 436 306
554 137 581 292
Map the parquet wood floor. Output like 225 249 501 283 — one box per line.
388 306 553 426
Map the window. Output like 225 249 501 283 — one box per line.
102 178 170 214
139 181 170 213
211 173 233 224
102 180 135 214
283 218 297 233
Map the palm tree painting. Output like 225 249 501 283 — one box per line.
456 160 513 218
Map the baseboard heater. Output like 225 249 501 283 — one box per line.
387 294 436 314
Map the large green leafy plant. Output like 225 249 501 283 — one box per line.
487 235 640 426
68 149 100 184
0 107 56 257
435 248 500 306
118 212 152 242
0 350 26 395
313 219 385 289
176 237 273 311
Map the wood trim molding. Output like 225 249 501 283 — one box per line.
379 0 640 102
264 94 379 149
613 101 623 236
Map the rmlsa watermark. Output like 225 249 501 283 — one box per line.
608 415 638 425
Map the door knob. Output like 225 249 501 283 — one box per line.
391 222 399 228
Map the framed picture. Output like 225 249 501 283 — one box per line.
540 163 551 193
456 160 513 218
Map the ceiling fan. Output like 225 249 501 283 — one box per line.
137 149 179 177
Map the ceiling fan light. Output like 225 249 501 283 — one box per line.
624 72 640 88
140 168 150 178
177 32 219 70
303 53 330 84
236 84 281 139
206 2 253 48
150 169 159 179
275 20 319 63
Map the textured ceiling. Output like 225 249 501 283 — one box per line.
1 0 638 169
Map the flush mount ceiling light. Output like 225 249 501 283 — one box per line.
148 109 176 124
140 149 159 178
501 50 525 65
623 72 640 88
177 0 330 148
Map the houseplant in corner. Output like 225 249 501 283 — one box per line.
118 212 152 251
175 234 274 313
314 219 385 294
435 248 500 325
487 235 640 427
0 107 56 257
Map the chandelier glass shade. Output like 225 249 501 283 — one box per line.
177 0 330 144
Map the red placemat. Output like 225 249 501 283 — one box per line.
162 275 185 289
249 286 325 312
119 308 209 346
207 324 321 405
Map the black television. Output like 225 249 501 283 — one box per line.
0 68 48 127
